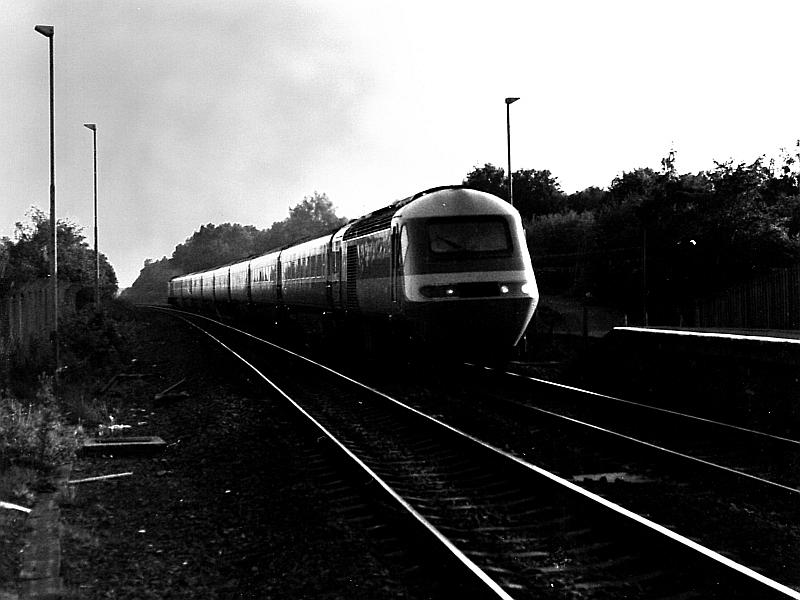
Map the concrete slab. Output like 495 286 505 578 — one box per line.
80 436 166 456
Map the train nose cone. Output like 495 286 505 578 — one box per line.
410 297 535 359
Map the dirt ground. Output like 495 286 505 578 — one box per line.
55 308 443 599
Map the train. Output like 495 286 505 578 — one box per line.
167 186 539 358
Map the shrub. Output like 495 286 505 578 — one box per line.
0 376 81 471
58 306 130 378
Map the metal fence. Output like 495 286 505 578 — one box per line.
696 264 800 330
0 279 81 359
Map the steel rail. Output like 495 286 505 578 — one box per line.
155 307 800 598
503 393 800 496
483 363 800 446
468 363 800 496
167 310 514 600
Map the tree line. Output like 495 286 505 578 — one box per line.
5 145 798 321
463 144 800 323
0 208 118 306
120 192 346 303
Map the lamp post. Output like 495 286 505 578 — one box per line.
35 24 58 375
84 123 99 308
505 97 520 207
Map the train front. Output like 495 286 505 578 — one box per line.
396 187 539 358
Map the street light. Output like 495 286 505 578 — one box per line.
505 97 520 207
84 123 99 308
35 24 58 375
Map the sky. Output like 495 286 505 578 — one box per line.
2 1 799 289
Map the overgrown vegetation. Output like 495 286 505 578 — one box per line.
58 307 129 376
0 207 117 300
0 213 131 485
0 376 81 472
0 301 136 504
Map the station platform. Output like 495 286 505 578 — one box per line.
573 325 800 434
615 326 800 341
608 326 800 365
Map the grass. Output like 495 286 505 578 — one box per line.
0 302 138 473
0 301 139 592
0 375 83 474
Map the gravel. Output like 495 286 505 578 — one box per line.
58 308 434 599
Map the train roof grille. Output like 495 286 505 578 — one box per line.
342 185 468 240
409 184 468 201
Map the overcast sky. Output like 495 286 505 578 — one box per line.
2 1 799 289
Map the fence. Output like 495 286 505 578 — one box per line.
0 279 82 361
696 264 800 330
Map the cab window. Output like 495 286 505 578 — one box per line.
428 217 511 255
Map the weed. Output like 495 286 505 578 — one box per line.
60 386 109 428
0 465 36 505
0 375 82 472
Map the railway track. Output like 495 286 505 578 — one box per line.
155 307 800 599
363 361 800 590
487 363 800 492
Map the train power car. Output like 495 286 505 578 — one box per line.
168 186 539 358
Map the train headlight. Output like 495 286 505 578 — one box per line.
520 282 534 296
420 285 458 298
499 285 510 294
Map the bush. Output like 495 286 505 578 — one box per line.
0 376 81 471
59 306 130 377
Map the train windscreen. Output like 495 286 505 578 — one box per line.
427 218 511 255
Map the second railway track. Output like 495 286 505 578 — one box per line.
157 307 800 599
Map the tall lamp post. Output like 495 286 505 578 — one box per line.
84 123 99 308
505 97 520 207
35 24 58 375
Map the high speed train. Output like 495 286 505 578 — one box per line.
168 186 539 358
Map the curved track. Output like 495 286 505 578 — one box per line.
367 361 800 590
154 307 800 599
491 363 800 492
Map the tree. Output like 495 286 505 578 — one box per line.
463 163 507 198
1 208 117 296
608 168 660 204
263 192 347 249
120 257 181 304
124 192 348 304
463 164 566 220
171 223 267 274
700 158 800 281
564 186 607 213
512 169 565 219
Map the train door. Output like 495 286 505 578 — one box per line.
330 229 346 311
334 242 342 307
326 240 337 309
390 226 400 314
345 242 359 311
246 263 252 304
276 255 283 302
